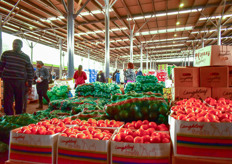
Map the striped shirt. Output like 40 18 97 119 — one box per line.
0 50 33 86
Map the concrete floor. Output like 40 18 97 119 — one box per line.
25 101 49 114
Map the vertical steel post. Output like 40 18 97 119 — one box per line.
146 52 148 71
115 57 118 69
30 42 33 64
0 15 2 56
88 50 90 71
140 44 143 70
188 54 190 66
130 30 133 63
63 52 65 71
67 0 75 78
202 38 204 48
59 39 63 79
184 56 187 66
150 58 152 70
217 24 221 45
105 0 110 80
123 62 125 70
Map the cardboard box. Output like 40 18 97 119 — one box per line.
172 155 232 164
111 141 170 164
194 45 232 67
174 67 199 87
212 87 232 100
57 136 110 164
172 87 211 101
9 128 58 164
200 66 229 87
170 117 232 159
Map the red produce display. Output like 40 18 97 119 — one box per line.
123 120 169 131
113 128 170 144
171 98 232 122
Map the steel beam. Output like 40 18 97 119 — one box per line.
130 30 134 63
146 52 148 71
140 44 143 70
67 0 75 78
217 23 222 45
59 38 63 79
105 0 110 80
0 15 2 56
30 42 33 64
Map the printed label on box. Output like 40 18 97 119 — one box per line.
9 129 58 164
170 117 232 159
57 136 109 164
194 46 212 66
111 141 170 164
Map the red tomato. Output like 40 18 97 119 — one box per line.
124 135 134 143
113 134 121 142
46 130 55 135
120 132 127 140
150 136 161 143
142 135 150 142
79 126 88 131
134 121 142 129
221 118 231 122
197 117 210 122
85 134 93 139
93 133 104 140
141 125 149 130
76 133 86 139
60 133 68 137
134 137 143 143
147 128 155 135
64 128 72 134
82 130 91 136
142 120 149 125
186 117 196 122
38 128 46 135
162 138 170 143
69 134 77 138
148 122 157 129
100 123 107 127
23 129 31 134
31 127 38 134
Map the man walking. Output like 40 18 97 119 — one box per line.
0 39 33 115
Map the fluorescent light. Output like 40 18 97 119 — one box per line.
128 8 202 21
135 26 193 36
199 14 232 21
146 44 185 49
156 57 194 63
180 3 184 8
80 9 113 16
142 37 189 43
191 27 232 34
75 27 127 36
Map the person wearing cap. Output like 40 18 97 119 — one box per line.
0 39 33 115
36 61 50 109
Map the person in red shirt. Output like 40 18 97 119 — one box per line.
73 65 87 88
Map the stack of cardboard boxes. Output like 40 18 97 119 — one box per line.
173 45 232 101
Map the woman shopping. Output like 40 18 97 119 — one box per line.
36 61 50 109
73 65 87 89
124 62 136 83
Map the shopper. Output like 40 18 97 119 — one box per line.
136 68 143 76
112 70 117 83
96 70 106 83
23 64 35 113
0 39 33 115
73 65 87 88
124 62 136 83
36 61 50 109
115 70 121 84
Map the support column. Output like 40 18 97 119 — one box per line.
30 42 33 64
202 38 204 48
217 24 221 45
184 56 187 66
146 52 148 71
88 50 90 71
105 0 110 80
59 39 63 79
140 44 143 70
130 30 133 63
115 58 118 69
67 0 75 78
188 54 190 66
123 62 125 70
63 52 65 70
0 15 2 56
150 58 152 70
